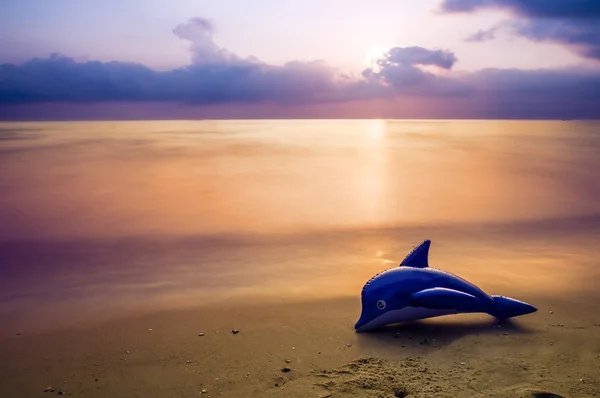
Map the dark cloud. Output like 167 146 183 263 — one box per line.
0 55 347 105
0 27 465 105
1 17 600 119
0 18 351 105
512 19 600 60
362 47 470 97
440 0 600 18
464 67 600 101
440 0 600 61
0 55 156 103
383 47 457 69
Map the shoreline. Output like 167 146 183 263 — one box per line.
3 213 600 340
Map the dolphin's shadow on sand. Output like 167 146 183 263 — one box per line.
355 316 534 350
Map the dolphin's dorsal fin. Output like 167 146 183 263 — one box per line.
399 239 431 268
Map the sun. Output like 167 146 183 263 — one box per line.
364 45 389 69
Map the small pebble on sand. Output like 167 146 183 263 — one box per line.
198 333 205 337
281 367 291 373
44 386 52 392
231 329 239 334
186 360 192 364
549 310 553 314
346 343 352 347
148 328 153 331
201 388 207 393
285 359 291 363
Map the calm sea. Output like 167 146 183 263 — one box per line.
1 120 599 335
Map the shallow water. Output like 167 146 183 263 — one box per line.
1 120 599 335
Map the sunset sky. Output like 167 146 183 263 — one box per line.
1 0 599 119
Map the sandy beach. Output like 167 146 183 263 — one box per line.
1 291 599 398
2 220 600 398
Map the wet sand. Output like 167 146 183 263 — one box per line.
1 293 599 398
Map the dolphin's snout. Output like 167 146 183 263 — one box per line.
491 295 538 319
354 310 369 331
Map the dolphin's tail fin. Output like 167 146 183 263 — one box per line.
489 295 537 319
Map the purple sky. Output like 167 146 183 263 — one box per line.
1 0 600 119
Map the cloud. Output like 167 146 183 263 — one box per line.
440 0 600 18
512 19 600 60
0 55 347 105
440 0 600 61
444 66 600 119
464 67 600 101
1 17 600 119
0 17 356 105
382 47 457 69
466 26 502 42
362 46 471 97
0 27 465 105
172 18 239 65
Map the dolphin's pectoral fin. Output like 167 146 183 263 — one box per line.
399 239 431 268
411 287 479 310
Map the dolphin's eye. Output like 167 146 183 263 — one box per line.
377 300 386 310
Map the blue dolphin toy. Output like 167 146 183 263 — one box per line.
355 240 537 332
